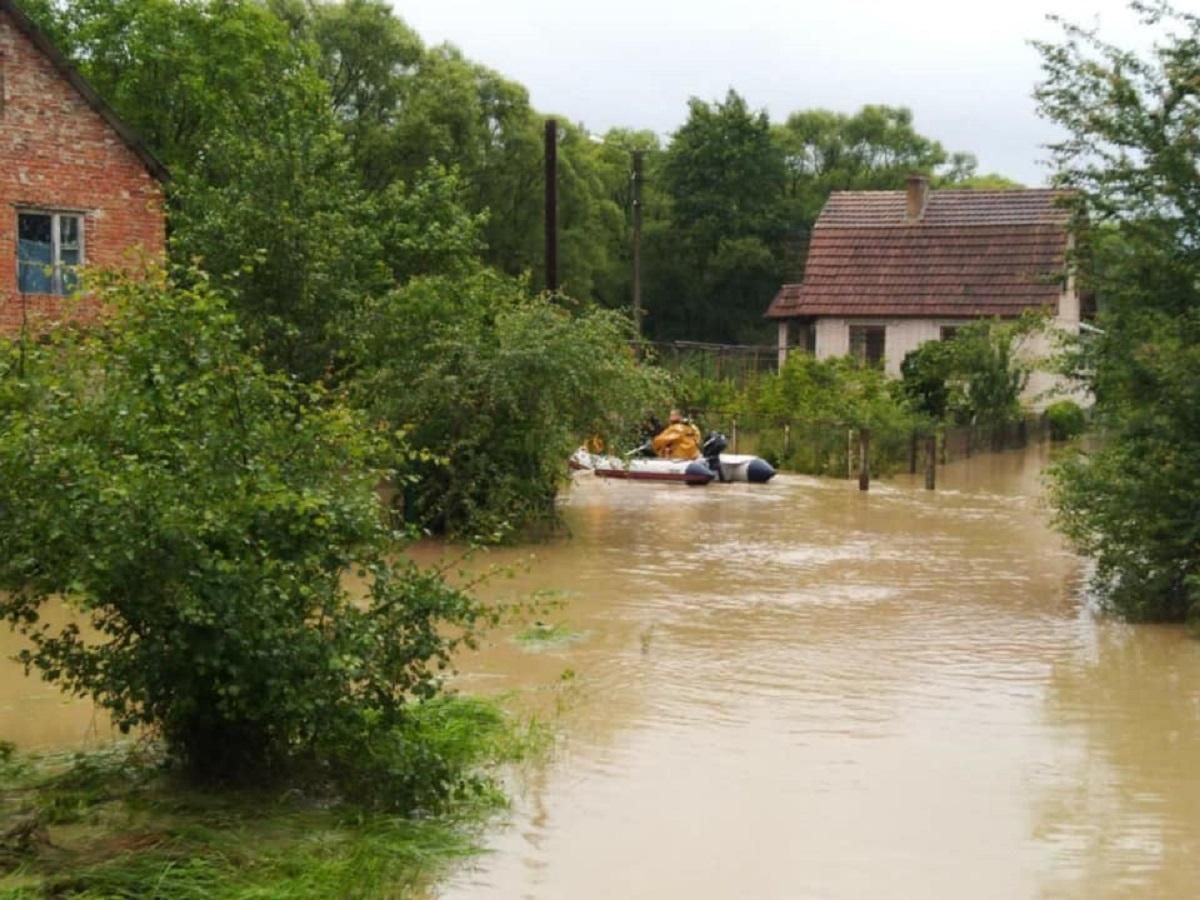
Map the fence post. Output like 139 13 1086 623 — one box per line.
909 429 918 475
924 434 936 490
732 418 739 454
858 428 871 491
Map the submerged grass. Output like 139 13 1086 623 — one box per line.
0 696 550 899
513 622 588 651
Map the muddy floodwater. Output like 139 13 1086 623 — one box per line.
436 444 1200 899
3 444 1200 898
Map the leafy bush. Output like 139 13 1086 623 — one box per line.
1038 5 1200 621
1044 400 1086 441
729 353 917 476
352 272 671 538
0 272 490 794
899 317 1040 428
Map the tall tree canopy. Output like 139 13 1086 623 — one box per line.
20 0 994 352
1039 1 1200 621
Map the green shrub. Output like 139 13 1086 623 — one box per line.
0 272 491 798
351 272 671 538
1044 400 1087 441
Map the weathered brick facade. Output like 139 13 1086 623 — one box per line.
0 0 165 333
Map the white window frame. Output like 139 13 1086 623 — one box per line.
16 209 86 295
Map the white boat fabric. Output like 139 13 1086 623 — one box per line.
569 448 775 485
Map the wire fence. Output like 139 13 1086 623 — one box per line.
685 410 1053 481
635 340 778 384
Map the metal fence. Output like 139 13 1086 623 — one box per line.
636 340 778 384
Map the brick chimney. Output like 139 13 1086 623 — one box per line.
905 175 929 222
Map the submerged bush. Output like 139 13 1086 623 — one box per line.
741 353 917 475
0 272 491 798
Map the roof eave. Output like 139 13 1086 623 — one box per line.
1 0 170 183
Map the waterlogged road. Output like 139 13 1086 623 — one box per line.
436 444 1200 900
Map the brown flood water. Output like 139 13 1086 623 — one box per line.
435 443 1200 900
2 444 1199 897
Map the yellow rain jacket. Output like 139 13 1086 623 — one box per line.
652 422 702 460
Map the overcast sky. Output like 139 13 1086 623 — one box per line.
392 0 1149 186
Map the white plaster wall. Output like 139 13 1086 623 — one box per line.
815 317 950 377
815 318 850 358
797 296 1089 412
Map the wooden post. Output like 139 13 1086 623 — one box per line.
858 428 871 491
544 118 558 293
732 418 739 454
924 434 936 490
909 429 918 474
631 148 643 335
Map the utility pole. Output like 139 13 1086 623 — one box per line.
544 118 558 293
631 149 644 336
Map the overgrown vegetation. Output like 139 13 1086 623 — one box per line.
899 316 1041 429
673 320 1040 477
0 274 501 795
21 0 1000 347
351 272 670 538
1038 1 1200 622
1044 400 1086 442
0 695 547 898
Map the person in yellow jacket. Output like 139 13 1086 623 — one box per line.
651 409 702 460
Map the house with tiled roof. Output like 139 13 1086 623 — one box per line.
0 0 166 333
765 177 1083 407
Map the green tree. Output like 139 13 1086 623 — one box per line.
0 272 490 792
27 0 313 171
1037 2 1200 621
651 90 787 343
775 105 958 224
900 318 1038 428
351 273 671 537
24 0 396 381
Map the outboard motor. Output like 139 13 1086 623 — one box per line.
702 431 728 482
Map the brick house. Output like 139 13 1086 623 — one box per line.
0 0 166 333
765 177 1083 408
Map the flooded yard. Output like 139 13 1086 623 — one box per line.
3 444 1199 897
441 445 1200 899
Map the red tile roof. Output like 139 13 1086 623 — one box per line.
766 189 1073 319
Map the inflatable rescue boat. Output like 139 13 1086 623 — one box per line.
569 433 775 485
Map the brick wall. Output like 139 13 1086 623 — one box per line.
0 8 165 334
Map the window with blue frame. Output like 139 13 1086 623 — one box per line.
17 211 84 295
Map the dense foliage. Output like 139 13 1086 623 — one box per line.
1038 2 1200 622
674 353 919 476
899 318 1038 428
0 275 492 793
1044 400 1086 441
23 0 996 348
351 273 671 537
